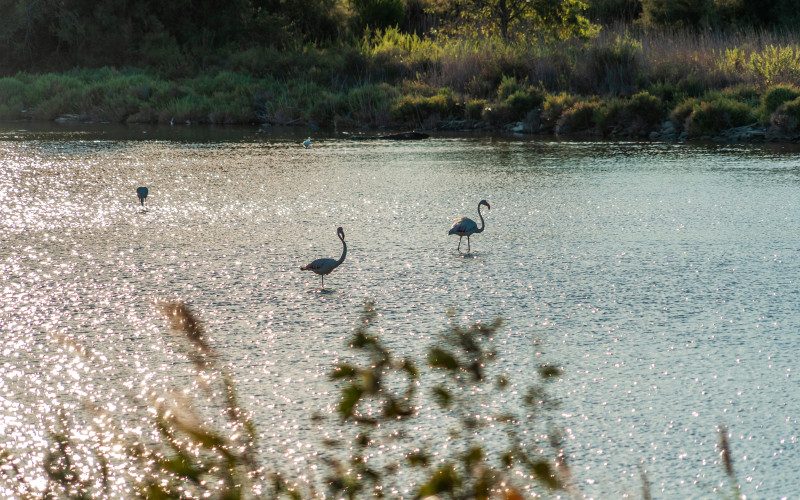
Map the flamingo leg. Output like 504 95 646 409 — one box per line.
467 236 471 253
457 236 462 251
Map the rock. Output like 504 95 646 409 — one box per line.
349 131 430 141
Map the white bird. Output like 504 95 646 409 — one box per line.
303 137 311 148
449 200 490 253
300 226 347 288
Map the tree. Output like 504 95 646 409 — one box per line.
461 0 598 42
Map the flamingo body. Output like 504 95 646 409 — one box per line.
300 227 346 287
449 200 490 252
136 186 149 207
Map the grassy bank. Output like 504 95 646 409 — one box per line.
4 25 800 140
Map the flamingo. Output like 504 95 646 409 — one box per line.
300 227 347 288
449 200 490 253
136 186 149 207
303 137 311 148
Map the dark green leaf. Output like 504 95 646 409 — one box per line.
532 460 561 489
330 364 357 379
416 465 461 497
338 385 363 418
432 386 452 408
428 348 458 370
539 364 563 379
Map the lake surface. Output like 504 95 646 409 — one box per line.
1 123 799 498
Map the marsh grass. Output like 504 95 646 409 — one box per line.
7 24 800 136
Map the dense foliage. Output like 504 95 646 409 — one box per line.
3 1 800 141
4 0 800 76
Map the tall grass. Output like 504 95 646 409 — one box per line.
6 25 800 137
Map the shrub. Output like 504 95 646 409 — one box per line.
556 101 600 135
676 74 706 99
683 97 755 137
497 75 521 99
770 96 800 135
721 85 761 108
759 84 800 122
749 44 800 86
347 82 397 125
624 91 665 127
593 98 626 134
505 89 542 120
540 92 575 131
465 99 487 120
670 97 701 129
391 87 457 124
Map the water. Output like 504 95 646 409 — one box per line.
1 123 799 498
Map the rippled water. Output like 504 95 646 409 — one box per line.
1 123 799 498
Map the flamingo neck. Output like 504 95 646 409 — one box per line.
337 236 347 265
476 204 486 233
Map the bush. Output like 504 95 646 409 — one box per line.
497 75 521 99
770 96 800 135
464 99 487 120
683 97 755 137
505 89 543 120
670 97 701 129
624 91 664 125
593 98 626 134
759 84 800 122
391 87 457 124
540 92 575 131
556 101 600 135
749 44 800 86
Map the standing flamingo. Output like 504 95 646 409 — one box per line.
449 200 490 253
136 186 149 207
300 227 347 288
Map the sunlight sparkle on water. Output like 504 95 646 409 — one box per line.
1 129 799 497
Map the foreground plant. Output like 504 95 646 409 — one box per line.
327 303 569 498
0 300 260 500
0 301 749 499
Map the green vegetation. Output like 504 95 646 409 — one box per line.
3 1 800 140
0 301 747 498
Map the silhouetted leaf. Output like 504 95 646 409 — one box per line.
416 465 461 497
330 364 357 379
383 397 413 418
432 385 452 408
401 359 419 378
428 348 458 370
462 446 483 468
531 460 560 489
338 385 363 418
539 364 562 379
407 451 430 467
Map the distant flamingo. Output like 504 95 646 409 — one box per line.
449 200 490 253
303 137 311 148
136 186 149 207
300 227 347 288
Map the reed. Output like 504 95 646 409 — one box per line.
7 24 800 137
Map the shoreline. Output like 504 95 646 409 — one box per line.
13 114 798 145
